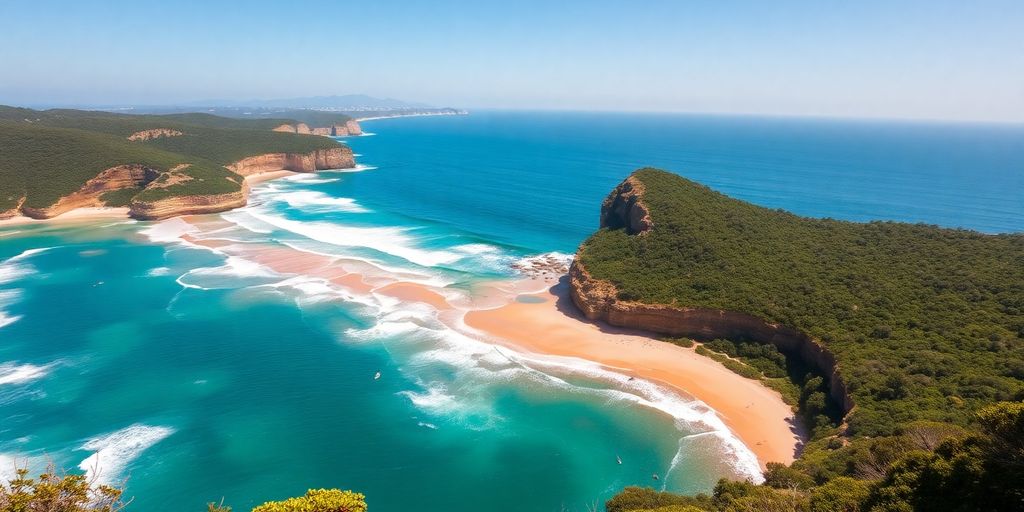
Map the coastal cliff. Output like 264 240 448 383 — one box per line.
128 185 249 220
20 165 161 219
130 147 355 220
273 120 363 137
5 147 355 221
570 173 855 418
225 146 354 176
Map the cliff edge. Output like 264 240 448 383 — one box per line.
570 171 854 420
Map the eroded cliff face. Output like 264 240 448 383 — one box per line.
130 147 356 220
129 185 249 221
600 175 653 234
20 165 161 219
571 176 855 418
225 147 354 176
272 120 362 137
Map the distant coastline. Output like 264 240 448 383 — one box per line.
355 109 468 122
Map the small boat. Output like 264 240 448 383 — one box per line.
652 474 659 481
374 371 381 380
616 455 622 465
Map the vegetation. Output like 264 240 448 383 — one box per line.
0 105 344 212
581 169 1024 510
0 465 126 511
0 467 367 512
251 490 366 512
611 401 1023 511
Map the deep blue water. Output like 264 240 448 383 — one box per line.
0 111 1021 512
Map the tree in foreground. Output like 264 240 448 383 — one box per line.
0 464 126 512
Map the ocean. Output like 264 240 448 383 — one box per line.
1 111 1021 511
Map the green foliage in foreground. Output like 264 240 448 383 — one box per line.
251 489 367 512
0 465 126 512
611 401 1023 511
0 106 344 211
581 168 1024 437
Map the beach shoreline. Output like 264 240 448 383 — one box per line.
462 279 802 469
159 205 801 472
0 170 304 228
355 111 467 122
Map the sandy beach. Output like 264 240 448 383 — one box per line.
0 207 131 227
463 281 801 468
172 209 801 469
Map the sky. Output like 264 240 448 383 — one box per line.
1 1 1022 122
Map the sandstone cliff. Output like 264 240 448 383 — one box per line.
11 147 356 221
225 146 354 176
271 120 362 137
20 165 161 219
128 184 249 220
130 146 356 220
570 176 855 417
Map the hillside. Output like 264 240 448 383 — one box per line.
0 106 354 219
574 169 1024 510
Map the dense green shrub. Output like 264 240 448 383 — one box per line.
581 169 1024 438
0 465 125 512
250 489 366 512
605 487 711 512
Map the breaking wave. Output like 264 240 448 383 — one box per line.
78 424 174 485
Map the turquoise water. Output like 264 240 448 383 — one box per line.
1 112 1022 511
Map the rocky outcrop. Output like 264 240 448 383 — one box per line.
129 184 248 221
130 147 356 220
570 176 855 418
127 129 183 141
0 197 25 219
225 147 354 176
330 120 363 136
270 120 362 137
600 175 652 234
344 119 362 136
20 165 161 219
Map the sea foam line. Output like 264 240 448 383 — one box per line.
78 424 174 485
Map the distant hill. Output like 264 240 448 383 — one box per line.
189 94 433 110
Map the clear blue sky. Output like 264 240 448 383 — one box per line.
1 0 1022 121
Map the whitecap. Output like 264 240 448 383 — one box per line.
0 288 24 330
139 217 197 244
0 361 53 386
268 191 368 213
247 210 460 268
78 424 174 485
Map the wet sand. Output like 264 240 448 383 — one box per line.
463 282 801 468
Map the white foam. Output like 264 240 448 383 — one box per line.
0 289 23 329
247 210 461 268
269 191 368 213
78 424 174 485
176 256 280 290
281 174 341 185
321 164 377 173
0 361 53 386
0 247 49 285
139 217 197 243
